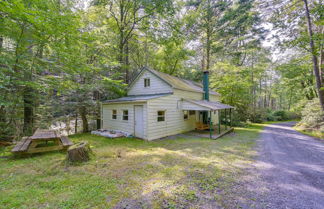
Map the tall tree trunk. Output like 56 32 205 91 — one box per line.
0 106 5 122
23 45 36 135
125 40 129 83
23 86 34 135
319 7 324 83
145 31 148 66
75 112 78 134
258 77 262 108
0 105 6 138
251 70 255 109
320 49 324 83
205 0 211 72
201 53 205 71
79 106 88 133
251 53 255 111
303 0 324 112
264 77 267 108
206 30 210 71
119 35 124 81
118 0 127 82
268 82 272 109
0 36 3 49
288 91 292 111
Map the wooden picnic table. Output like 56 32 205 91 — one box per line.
12 129 73 154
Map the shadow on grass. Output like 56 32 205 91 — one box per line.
0 123 265 208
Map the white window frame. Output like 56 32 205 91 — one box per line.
122 110 129 121
112 109 117 120
144 78 150 87
157 110 165 122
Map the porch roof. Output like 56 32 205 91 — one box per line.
181 99 234 111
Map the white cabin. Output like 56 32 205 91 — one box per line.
101 68 233 140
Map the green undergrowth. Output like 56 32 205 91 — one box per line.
294 127 324 139
262 120 299 124
0 124 264 209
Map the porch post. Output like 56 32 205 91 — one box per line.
218 109 221 134
214 111 216 137
225 109 227 130
229 108 232 127
209 110 212 139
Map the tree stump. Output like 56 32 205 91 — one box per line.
67 141 92 163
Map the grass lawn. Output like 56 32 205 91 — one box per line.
0 124 264 209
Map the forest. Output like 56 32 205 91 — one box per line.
0 0 323 140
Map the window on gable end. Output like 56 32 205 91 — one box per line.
144 78 150 87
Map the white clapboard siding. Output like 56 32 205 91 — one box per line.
173 89 204 100
146 89 221 140
146 94 198 140
209 94 220 102
128 71 173 96
173 89 220 102
102 71 222 141
102 102 148 139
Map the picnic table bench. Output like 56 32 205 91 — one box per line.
12 129 73 154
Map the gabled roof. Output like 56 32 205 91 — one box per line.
129 67 220 96
182 99 234 110
102 93 171 104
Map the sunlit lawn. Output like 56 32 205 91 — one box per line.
0 124 264 209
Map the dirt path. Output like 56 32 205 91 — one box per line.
234 122 324 209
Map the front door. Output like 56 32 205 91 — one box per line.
134 105 144 138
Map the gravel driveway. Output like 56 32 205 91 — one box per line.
234 122 324 209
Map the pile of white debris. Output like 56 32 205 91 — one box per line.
91 129 132 138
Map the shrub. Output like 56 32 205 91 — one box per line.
230 109 248 127
266 112 277 121
272 110 287 121
248 109 267 123
266 110 299 121
298 98 324 129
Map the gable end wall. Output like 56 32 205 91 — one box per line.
128 71 173 96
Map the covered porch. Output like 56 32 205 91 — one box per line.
181 99 234 139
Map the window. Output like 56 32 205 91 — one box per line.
123 110 128 121
112 110 117 119
189 110 195 115
157 111 165 122
183 110 188 120
144 78 150 87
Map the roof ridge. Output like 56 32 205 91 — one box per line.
149 68 199 84
137 67 220 96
